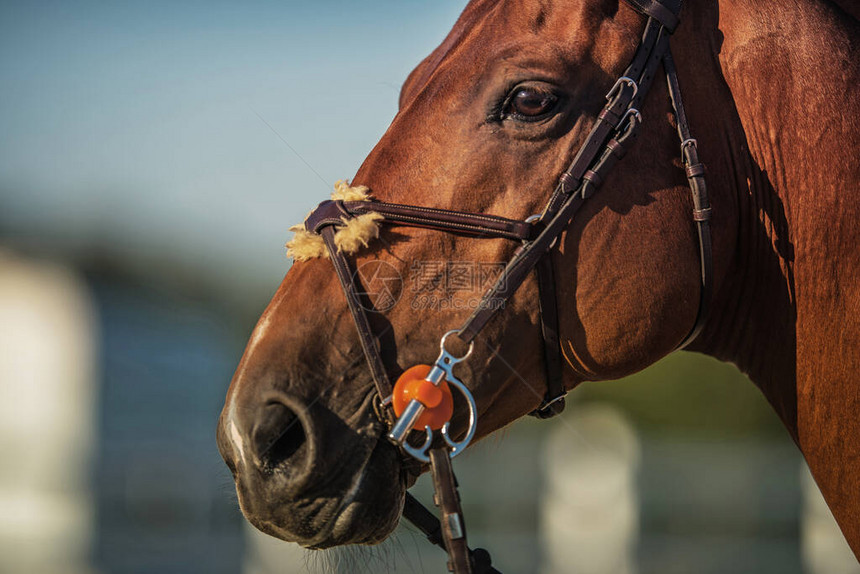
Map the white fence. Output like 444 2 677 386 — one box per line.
0 251 97 574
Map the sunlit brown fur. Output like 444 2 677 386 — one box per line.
218 0 860 558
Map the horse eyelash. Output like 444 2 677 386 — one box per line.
486 100 505 123
485 79 528 123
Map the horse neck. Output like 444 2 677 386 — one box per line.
676 0 856 424
681 0 860 554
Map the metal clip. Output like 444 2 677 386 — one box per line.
388 331 478 463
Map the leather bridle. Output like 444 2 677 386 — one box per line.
299 0 711 571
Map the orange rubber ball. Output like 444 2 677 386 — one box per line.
392 364 454 431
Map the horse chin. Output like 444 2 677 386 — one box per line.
304 440 406 549
241 435 406 550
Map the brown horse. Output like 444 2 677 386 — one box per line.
217 0 860 561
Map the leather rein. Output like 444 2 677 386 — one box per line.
300 0 711 571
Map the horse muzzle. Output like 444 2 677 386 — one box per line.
217 387 406 548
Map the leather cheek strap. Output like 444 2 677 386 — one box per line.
319 227 395 405
625 0 680 32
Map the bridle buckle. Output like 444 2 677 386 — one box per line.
681 137 698 155
620 107 643 129
605 76 639 101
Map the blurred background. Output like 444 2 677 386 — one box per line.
0 1 856 573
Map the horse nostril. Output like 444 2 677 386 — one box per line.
252 400 308 470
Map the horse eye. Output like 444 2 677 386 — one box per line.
505 87 559 119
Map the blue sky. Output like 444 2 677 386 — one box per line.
0 0 466 294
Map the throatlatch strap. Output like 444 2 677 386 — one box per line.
663 50 713 349
531 253 566 418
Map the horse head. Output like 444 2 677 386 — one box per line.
217 0 731 550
